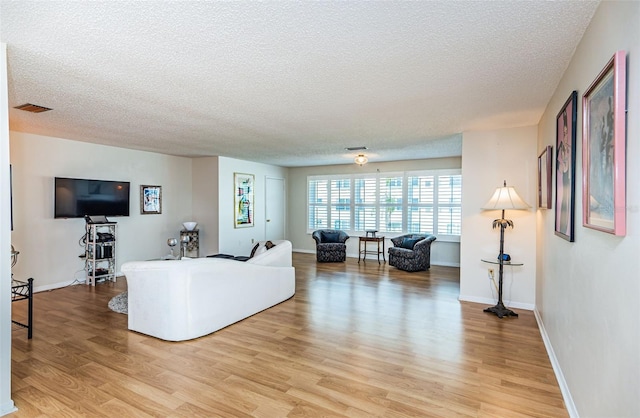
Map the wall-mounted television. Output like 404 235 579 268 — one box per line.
54 177 130 218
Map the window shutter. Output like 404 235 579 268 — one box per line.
308 179 329 229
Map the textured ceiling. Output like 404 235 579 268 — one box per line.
1 1 599 167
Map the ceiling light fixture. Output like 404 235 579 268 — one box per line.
354 154 368 166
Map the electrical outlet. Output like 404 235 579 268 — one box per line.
488 269 494 280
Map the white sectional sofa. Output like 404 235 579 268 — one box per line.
121 240 295 341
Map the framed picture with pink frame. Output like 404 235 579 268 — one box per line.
582 50 626 236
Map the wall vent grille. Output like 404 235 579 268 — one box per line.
14 103 52 113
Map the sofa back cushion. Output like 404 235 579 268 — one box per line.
400 237 422 249
320 231 341 243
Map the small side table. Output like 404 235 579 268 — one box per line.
481 259 523 318
480 259 524 267
358 236 386 264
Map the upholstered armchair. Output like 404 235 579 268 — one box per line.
312 229 350 262
388 234 437 272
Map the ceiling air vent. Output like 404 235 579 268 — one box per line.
14 103 52 113
345 146 367 151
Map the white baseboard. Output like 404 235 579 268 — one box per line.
31 273 124 293
534 309 578 418
293 248 314 255
293 249 374 259
0 401 17 417
33 280 81 293
431 261 460 267
458 294 535 311
292 249 460 268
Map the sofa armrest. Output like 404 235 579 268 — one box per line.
337 231 350 243
391 236 405 247
413 235 436 250
246 240 292 267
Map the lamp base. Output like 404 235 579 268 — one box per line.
484 302 518 318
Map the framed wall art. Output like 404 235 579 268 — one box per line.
582 50 626 236
234 173 254 228
538 145 552 210
140 185 162 214
555 91 577 241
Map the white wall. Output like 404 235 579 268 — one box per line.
460 126 537 310
9 132 193 290
536 2 640 416
1 43 17 417
288 157 462 266
216 156 288 256
192 156 220 256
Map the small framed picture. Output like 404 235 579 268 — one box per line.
538 145 552 210
140 185 162 214
582 50 626 236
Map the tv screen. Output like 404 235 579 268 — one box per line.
54 177 130 218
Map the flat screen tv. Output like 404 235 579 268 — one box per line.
54 177 130 218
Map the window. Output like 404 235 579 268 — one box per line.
308 179 328 229
308 170 462 239
437 174 462 235
379 175 403 233
330 178 351 230
407 175 434 234
354 177 377 231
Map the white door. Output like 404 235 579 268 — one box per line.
265 177 285 240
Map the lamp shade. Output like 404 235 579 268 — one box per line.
482 181 530 211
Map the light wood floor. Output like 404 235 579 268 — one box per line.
10 253 567 417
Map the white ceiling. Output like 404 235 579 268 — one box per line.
1 1 599 167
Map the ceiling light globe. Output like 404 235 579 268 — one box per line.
354 154 368 165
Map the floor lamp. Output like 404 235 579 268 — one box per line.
482 181 530 318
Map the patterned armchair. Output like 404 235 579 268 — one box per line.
388 234 437 272
312 230 350 262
